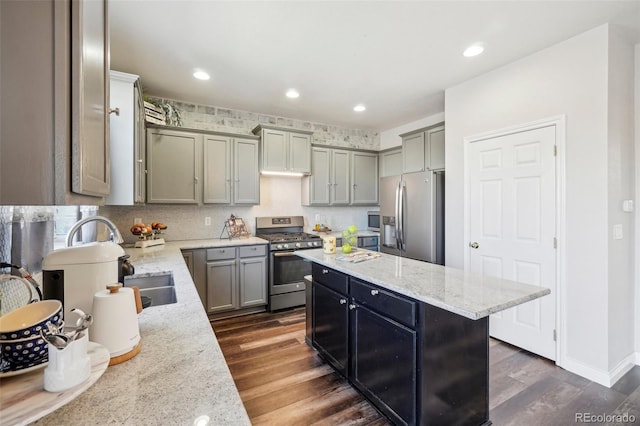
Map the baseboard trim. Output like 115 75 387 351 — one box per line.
561 353 638 388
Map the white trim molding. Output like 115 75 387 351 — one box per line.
463 115 567 366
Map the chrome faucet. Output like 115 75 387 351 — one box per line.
66 216 124 247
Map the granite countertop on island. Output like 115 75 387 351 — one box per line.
295 248 549 320
27 238 268 425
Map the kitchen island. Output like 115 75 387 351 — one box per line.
296 248 550 425
6 238 267 426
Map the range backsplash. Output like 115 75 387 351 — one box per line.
99 176 376 244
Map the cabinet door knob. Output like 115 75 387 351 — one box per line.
349 304 356 310
322 269 329 274
339 299 347 305
370 289 379 296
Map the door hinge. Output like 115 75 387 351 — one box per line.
553 145 557 156
553 329 557 342
553 237 557 249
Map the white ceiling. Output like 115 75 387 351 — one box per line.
110 1 640 131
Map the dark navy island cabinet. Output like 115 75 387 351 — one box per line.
310 262 490 426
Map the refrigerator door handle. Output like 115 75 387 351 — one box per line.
398 180 406 250
395 180 401 250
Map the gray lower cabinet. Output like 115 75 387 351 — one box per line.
182 249 207 308
205 245 267 318
336 236 379 251
1 0 109 204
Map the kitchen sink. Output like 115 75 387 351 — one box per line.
124 272 177 307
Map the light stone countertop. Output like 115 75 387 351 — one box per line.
296 248 550 320
33 238 267 425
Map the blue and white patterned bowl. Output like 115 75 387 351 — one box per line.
1 334 48 369
0 300 63 340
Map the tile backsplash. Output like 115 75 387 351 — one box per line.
99 176 376 244
147 97 380 151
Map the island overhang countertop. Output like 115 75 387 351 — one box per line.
295 248 550 320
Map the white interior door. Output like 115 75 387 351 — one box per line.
468 125 557 360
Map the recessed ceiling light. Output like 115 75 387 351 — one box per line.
353 104 366 112
286 89 300 99
463 44 485 57
193 70 210 80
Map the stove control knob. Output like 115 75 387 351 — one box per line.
307 242 313 247
283 244 289 249
314 241 321 247
276 244 283 250
295 243 301 248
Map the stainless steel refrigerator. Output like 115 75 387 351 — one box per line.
379 171 444 264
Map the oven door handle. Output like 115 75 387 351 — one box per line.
273 252 298 257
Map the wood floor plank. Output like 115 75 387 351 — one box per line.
251 384 365 426
239 363 335 401
243 370 347 418
212 307 640 426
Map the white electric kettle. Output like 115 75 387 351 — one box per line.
90 284 142 364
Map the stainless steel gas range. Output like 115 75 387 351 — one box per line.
256 216 322 311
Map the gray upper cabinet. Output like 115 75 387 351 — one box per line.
332 150 351 205
302 147 350 206
379 147 403 177
106 71 146 205
203 135 232 204
351 152 379 205
401 123 445 173
232 138 260 204
253 125 312 174
146 128 202 204
402 132 426 173
203 135 259 205
427 126 445 170
0 0 109 204
72 0 110 197
147 126 259 205
306 147 331 205
302 147 378 206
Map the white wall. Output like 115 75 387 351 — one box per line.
606 28 636 372
636 44 640 357
445 24 635 384
379 112 444 150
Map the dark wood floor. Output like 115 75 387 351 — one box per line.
211 307 640 425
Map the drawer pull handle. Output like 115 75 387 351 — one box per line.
370 289 379 296
322 269 329 274
349 304 356 310
339 299 347 305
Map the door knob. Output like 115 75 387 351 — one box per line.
469 242 479 249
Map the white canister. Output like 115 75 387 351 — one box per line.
90 285 140 358
44 333 90 392
322 236 336 254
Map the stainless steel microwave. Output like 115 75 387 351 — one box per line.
367 211 380 231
